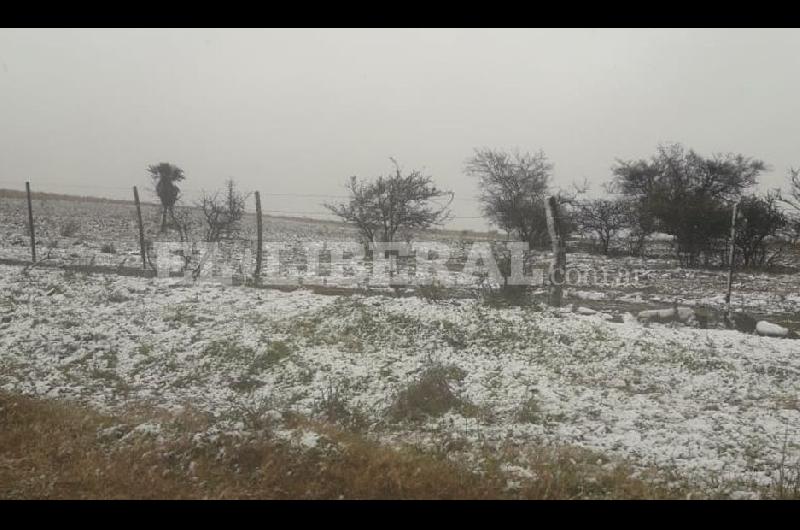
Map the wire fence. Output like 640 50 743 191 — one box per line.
0 179 506 288
0 181 796 326
0 179 489 224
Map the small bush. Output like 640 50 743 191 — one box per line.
100 243 117 254
388 363 470 422
315 382 365 430
228 398 277 432
249 341 292 373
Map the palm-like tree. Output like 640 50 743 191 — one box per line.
147 162 186 233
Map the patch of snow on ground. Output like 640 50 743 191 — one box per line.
1 264 799 494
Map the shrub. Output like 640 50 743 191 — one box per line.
315 382 366 430
197 179 248 242
388 363 470 422
249 341 292 373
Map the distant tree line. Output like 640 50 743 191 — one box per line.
592 143 793 268
147 141 800 271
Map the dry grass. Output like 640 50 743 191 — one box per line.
387 363 471 422
0 390 766 500
0 391 503 499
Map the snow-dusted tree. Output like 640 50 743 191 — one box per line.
324 160 453 244
781 168 800 213
198 179 249 242
465 148 553 248
575 198 629 255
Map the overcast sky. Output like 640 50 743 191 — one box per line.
1 28 799 230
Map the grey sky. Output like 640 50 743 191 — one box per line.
1 28 799 230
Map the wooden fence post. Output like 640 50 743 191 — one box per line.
254 191 263 281
133 186 147 270
544 196 566 307
26 181 36 263
725 201 739 323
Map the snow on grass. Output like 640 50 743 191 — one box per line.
0 263 799 495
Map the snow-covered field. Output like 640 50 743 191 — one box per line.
1 195 800 497
1 262 798 497
3 195 800 321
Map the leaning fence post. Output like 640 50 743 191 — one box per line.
725 200 739 324
254 191 263 282
544 196 566 307
25 181 36 263
133 186 147 270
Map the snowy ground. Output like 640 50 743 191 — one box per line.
2 195 799 496
3 196 799 326
1 263 798 496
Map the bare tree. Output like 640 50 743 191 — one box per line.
736 192 788 268
147 162 186 233
324 160 453 244
465 148 553 248
598 181 655 257
170 204 194 243
198 179 249 242
780 168 800 213
779 168 800 240
575 198 629 255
